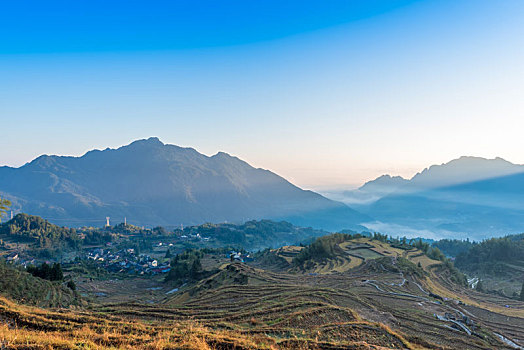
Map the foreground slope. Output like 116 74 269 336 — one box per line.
0 137 367 231
1 235 523 349
111 236 523 350
0 261 80 308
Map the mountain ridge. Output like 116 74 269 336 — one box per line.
0 137 368 230
407 156 524 189
363 158 524 238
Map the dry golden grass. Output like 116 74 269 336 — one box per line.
0 295 271 350
272 245 304 264
0 293 422 350
3 237 522 350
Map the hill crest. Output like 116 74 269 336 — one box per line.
0 138 367 230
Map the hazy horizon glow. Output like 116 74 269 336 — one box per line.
2 0 524 190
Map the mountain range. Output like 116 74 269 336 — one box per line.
339 156 524 239
2 139 524 239
0 137 368 230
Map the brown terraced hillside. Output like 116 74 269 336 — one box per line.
1 235 523 349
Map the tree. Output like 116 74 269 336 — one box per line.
476 279 485 292
153 226 168 235
190 258 202 279
0 197 11 223
50 263 64 281
66 280 76 291
27 262 63 281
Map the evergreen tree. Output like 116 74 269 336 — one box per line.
476 279 484 292
40 262 51 279
67 280 76 290
0 197 11 223
50 263 64 281
190 258 202 279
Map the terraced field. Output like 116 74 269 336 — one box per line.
0 295 268 349
107 238 523 349
1 237 523 349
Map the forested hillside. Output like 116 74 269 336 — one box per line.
455 234 524 276
0 213 81 249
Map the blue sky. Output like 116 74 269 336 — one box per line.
1 0 524 189
1 1 419 53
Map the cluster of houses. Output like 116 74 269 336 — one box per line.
229 251 253 263
4 252 38 268
86 248 171 275
179 233 210 242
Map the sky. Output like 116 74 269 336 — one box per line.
1 0 524 190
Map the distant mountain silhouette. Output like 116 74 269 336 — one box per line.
0 137 368 230
335 156 524 206
362 157 524 238
406 156 524 190
359 175 409 193
334 175 409 205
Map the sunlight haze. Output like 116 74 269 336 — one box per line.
2 0 524 189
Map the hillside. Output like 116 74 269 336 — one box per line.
453 234 524 298
0 137 368 231
0 260 80 308
1 234 523 349
128 235 524 349
454 234 524 274
0 213 81 250
177 219 328 251
0 295 267 350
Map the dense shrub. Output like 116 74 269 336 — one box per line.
293 233 354 266
431 239 473 257
27 262 64 281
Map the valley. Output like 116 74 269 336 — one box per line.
1 149 524 349
1 221 523 349
4 1 524 348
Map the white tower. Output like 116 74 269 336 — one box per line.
105 217 110 227
124 217 127 225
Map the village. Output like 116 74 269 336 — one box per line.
85 247 171 275
0 221 218 278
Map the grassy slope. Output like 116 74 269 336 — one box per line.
0 295 267 350
1 237 523 349
0 262 80 308
202 237 524 349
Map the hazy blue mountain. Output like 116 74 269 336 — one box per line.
364 158 524 239
0 138 368 231
332 156 524 207
407 156 524 190
334 175 409 205
359 175 409 193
